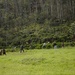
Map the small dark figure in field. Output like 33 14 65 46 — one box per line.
0 49 2 55
2 48 6 55
20 45 24 53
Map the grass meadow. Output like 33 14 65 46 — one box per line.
0 47 75 75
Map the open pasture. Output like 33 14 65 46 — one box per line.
0 48 75 75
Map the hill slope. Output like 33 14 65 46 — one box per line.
0 0 75 48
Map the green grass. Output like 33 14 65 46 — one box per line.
0 47 75 75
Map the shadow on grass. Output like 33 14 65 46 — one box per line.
21 58 46 65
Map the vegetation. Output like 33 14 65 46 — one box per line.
0 48 75 75
0 0 75 48
0 1 75 74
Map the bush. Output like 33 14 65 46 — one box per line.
46 43 52 49
35 44 42 49
64 42 70 47
57 42 62 48
70 42 75 46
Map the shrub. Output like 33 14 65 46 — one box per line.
46 43 52 49
57 42 62 48
64 42 70 47
35 44 42 49
70 42 75 46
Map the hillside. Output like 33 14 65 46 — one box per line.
0 0 75 48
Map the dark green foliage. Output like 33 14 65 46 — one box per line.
56 42 62 48
0 0 75 49
35 44 42 49
70 42 75 47
46 43 52 49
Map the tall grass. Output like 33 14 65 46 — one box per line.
0 47 75 75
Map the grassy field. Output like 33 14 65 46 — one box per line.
0 47 75 75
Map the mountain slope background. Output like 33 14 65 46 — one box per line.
0 0 75 48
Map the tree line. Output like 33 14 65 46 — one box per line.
0 0 75 48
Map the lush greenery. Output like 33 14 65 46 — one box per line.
0 48 75 75
0 0 75 48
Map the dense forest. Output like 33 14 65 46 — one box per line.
0 0 75 49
